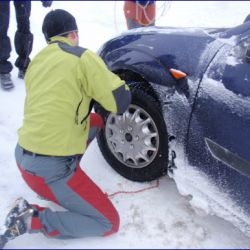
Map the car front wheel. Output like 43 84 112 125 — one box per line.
96 83 168 182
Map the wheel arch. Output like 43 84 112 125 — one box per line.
114 68 161 104
102 48 176 87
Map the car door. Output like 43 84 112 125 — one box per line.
186 34 250 216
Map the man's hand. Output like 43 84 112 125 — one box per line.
41 0 53 8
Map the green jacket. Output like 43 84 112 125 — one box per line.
18 37 131 156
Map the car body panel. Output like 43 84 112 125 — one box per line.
101 27 222 81
98 22 250 235
187 35 250 216
99 27 224 145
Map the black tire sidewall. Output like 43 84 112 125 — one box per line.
97 84 168 182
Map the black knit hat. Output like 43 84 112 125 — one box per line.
42 9 78 41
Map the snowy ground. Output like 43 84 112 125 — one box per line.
0 1 250 249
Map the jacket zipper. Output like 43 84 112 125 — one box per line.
80 99 95 124
75 97 83 125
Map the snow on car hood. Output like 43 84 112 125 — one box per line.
122 26 220 37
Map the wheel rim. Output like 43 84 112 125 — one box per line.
105 104 160 169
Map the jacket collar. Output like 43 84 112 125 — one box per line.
49 36 75 46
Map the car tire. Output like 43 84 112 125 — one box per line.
96 83 168 182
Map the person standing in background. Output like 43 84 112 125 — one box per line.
0 1 52 90
124 0 156 30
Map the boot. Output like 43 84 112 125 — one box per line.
4 198 34 238
0 74 14 90
18 70 26 80
0 198 34 248
4 219 27 240
0 219 28 249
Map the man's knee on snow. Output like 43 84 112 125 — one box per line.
103 209 120 236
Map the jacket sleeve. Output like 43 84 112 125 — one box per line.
79 49 131 114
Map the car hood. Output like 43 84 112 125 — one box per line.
99 26 224 81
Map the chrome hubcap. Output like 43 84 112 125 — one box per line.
105 104 159 168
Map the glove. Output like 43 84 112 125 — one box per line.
41 1 53 8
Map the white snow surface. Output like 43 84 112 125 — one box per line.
0 1 250 249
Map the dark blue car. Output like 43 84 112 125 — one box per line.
95 21 250 235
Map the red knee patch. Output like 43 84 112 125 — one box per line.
67 166 119 236
17 163 59 204
47 230 60 237
31 217 60 237
31 217 44 231
17 164 61 238
90 113 104 129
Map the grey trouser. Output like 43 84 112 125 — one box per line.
15 114 119 239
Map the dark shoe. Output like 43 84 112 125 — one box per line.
4 219 27 240
0 74 14 90
4 198 34 240
18 70 25 80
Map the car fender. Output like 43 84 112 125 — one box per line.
103 48 177 87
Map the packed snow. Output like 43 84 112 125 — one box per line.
0 1 250 249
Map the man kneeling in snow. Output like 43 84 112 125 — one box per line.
0 9 131 247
